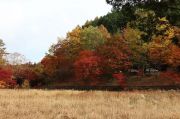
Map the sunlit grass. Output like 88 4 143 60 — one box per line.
0 90 179 119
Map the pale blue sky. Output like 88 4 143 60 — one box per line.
0 0 111 62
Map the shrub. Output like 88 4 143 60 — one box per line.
160 71 180 85
113 73 126 87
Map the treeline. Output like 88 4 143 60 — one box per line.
40 0 180 87
0 40 45 88
0 0 179 88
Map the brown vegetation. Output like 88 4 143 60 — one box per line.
0 90 179 119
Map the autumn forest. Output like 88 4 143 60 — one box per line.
0 0 180 89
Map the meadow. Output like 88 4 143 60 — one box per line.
0 90 179 119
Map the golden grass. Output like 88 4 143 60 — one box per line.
0 90 179 119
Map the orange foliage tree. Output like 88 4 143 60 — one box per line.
166 45 180 68
41 55 58 77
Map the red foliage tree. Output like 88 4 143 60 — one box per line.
98 36 132 75
74 50 102 85
0 68 16 88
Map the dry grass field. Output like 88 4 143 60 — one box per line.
0 90 180 119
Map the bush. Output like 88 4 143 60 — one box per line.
160 71 180 85
0 68 16 88
113 73 126 87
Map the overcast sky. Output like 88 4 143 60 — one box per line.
0 0 111 62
